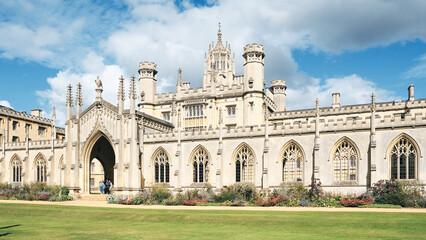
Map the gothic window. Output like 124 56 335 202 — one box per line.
154 149 169 183
227 106 236 116
235 145 254 183
36 157 47 182
38 126 46 136
193 147 209 183
333 139 358 182
390 137 417 180
11 157 22 184
282 143 303 182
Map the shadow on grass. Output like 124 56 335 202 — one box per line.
0 233 11 237
0 225 20 230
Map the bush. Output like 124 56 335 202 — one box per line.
371 179 425 207
340 194 374 207
220 183 258 202
254 195 287 207
151 185 172 203
308 178 323 201
182 198 207 206
0 183 73 202
214 189 240 203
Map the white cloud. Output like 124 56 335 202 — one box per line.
2 0 425 125
402 53 426 79
36 52 126 126
286 74 398 110
0 100 12 108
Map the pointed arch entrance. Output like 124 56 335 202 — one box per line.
82 131 115 193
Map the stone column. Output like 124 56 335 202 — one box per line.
369 93 377 188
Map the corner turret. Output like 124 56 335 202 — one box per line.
138 61 157 114
270 79 287 111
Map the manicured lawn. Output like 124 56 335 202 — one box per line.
0 203 425 239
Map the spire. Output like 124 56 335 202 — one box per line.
217 22 222 42
177 68 182 87
66 84 73 107
315 98 319 115
118 75 125 101
76 83 83 106
214 22 224 50
130 74 137 100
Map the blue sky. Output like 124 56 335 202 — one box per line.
1 0 426 126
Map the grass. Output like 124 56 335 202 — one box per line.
0 203 425 239
359 204 403 209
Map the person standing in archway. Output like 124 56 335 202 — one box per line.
99 181 105 194
105 180 111 194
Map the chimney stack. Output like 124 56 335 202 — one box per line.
332 93 340 108
31 109 42 117
408 84 414 102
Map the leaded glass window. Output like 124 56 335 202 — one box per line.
12 157 22 183
282 143 303 182
154 149 169 183
390 137 417 180
333 140 357 182
193 148 209 183
36 157 47 182
235 145 254 183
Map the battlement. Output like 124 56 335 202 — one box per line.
0 105 54 125
138 61 158 77
243 43 264 54
271 79 287 87
3 139 66 151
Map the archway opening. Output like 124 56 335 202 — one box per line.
89 135 115 193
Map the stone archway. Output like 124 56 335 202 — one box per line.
89 136 115 188
82 132 115 194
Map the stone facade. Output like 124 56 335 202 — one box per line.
0 27 425 196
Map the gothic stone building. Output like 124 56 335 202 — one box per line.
1 28 425 196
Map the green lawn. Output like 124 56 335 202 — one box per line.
0 203 425 239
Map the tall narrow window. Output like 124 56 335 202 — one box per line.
36 157 47 182
235 145 254 182
154 149 169 183
192 147 209 183
333 140 358 182
282 143 303 182
11 157 22 184
390 137 417 180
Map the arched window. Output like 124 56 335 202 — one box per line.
235 145 254 182
333 140 358 182
36 157 47 182
11 157 22 184
154 149 169 183
390 137 417 180
282 143 303 182
193 148 209 183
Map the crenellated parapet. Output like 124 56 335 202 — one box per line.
4 139 65 151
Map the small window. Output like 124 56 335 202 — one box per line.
90 163 95 173
12 136 19 142
12 121 19 131
25 123 31 130
90 178 95 187
38 127 46 136
162 112 171 121
227 106 236 116
249 102 254 111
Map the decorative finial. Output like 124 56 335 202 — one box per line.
118 75 125 101
52 107 56 120
371 93 376 110
66 84 73 107
315 98 319 115
177 68 182 87
219 107 223 124
130 74 137 100
217 22 222 42
76 83 83 106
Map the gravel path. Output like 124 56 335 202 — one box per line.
1 200 426 213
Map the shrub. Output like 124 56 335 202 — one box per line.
120 199 135 205
219 183 258 202
38 194 52 201
371 179 425 207
151 185 172 203
340 194 374 207
254 195 287 207
308 178 323 201
182 198 207 206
